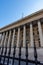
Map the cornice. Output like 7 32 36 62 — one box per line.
0 9 43 33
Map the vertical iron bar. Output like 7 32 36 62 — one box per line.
34 41 37 65
7 31 12 65
3 34 8 65
33 25 37 65
26 42 28 65
3 47 7 65
12 45 16 65
7 47 11 65
33 27 38 65
19 43 21 65
0 34 5 63
0 44 4 63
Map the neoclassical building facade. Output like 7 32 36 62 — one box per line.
0 9 43 48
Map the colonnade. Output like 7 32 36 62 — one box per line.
0 20 43 48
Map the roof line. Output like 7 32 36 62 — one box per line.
0 9 43 29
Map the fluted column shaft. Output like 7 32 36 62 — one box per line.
1 33 5 47
23 25 26 47
4 32 8 47
17 28 20 47
7 31 11 47
38 20 43 47
12 29 15 47
0 34 2 46
30 23 34 47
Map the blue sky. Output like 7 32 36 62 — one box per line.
0 0 43 28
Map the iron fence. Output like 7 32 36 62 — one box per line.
0 42 43 65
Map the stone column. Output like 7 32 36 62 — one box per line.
0 33 5 47
0 34 2 40
4 32 8 47
7 31 11 47
38 20 43 47
23 25 26 47
0 34 2 46
17 28 20 47
30 23 34 47
11 29 15 47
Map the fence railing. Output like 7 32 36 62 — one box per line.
0 42 43 65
